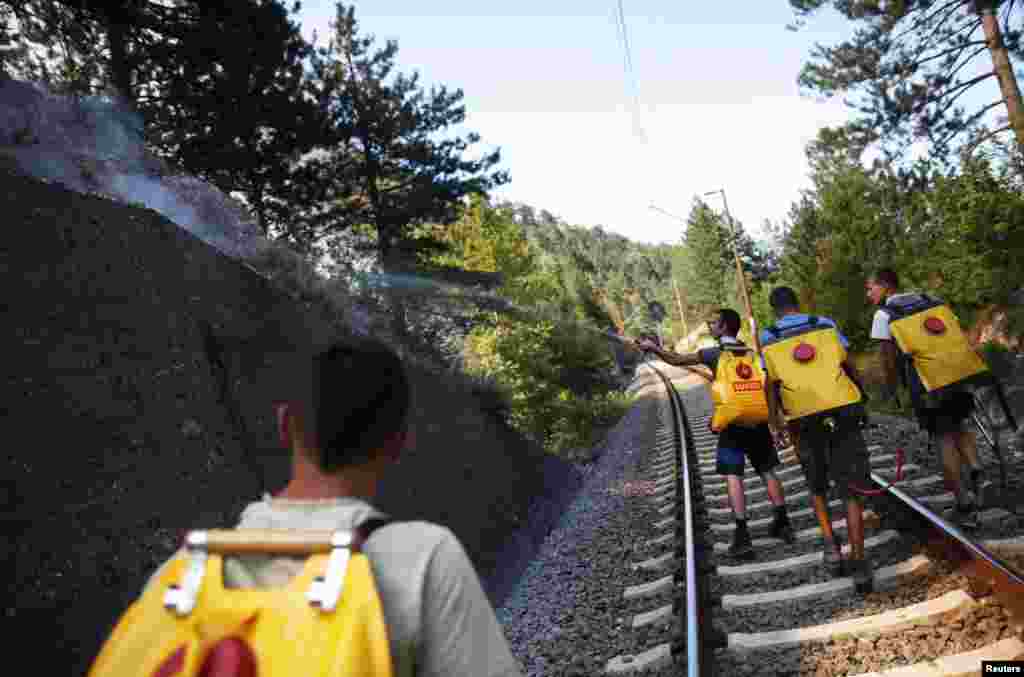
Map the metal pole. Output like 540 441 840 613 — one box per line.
672 276 689 338
705 189 786 440
706 189 762 355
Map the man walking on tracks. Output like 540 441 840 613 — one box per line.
102 338 524 677
760 286 873 593
636 308 796 559
866 268 989 529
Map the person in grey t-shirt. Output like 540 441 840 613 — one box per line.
139 338 523 677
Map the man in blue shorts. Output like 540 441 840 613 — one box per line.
637 308 795 558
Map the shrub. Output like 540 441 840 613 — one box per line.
464 316 630 459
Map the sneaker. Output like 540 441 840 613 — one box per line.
770 519 796 544
849 557 873 594
823 536 844 577
729 527 755 559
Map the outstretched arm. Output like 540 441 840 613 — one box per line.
636 340 703 367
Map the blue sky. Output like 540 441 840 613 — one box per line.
294 2 858 245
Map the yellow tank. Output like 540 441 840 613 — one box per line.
887 302 989 392
709 347 770 431
88 529 394 677
762 325 862 421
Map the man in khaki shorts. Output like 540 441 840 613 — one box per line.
866 267 988 528
760 286 873 593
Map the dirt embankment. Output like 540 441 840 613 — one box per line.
2 166 575 675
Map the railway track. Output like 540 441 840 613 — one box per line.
606 360 1024 677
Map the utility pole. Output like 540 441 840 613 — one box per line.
975 0 1024 152
672 276 689 340
704 189 761 354
704 188 787 443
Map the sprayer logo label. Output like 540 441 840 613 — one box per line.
733 381 763 393
735 363 753 380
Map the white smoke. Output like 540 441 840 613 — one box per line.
0 76 476 348
0 76 266 260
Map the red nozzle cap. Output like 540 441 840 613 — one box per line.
199 638 257 677
792 343 816 362
924 317 946 334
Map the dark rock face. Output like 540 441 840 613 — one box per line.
2 166 562 675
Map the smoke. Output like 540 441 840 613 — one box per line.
0 76 265 260
0 77 625 363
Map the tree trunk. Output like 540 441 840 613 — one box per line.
378 230 410 349
250 177 268 237
363 140 409 349
672 276 688 338
105 11 135 107
978 3 1024 153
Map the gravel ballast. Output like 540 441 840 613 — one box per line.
495 373 673 676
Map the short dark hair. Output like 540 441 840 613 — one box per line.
871 267 899 290
718 308 741 336
311 338 410 472
769 286 800 313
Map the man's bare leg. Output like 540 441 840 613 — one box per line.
764 471 785 506
813 494 835 540
956 428 981 470
846 497 865 560
939 432 967 501
727 475 746 519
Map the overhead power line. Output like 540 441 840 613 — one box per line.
613 0 645 144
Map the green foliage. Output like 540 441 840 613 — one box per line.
775 130 1024 351
504 201 690 339
143 2 323 238
464 316 626 458
905 155 1024 313
788 0 1023 164
293 2 509 270
749 277 777 340
546 391 634 461
681 199 733 313
673 197 779 345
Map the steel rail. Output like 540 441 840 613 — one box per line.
870 468 1024 623
641 359 703 676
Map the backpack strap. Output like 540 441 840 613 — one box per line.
718 338 749 353
353 517 394 553
766 316 818 340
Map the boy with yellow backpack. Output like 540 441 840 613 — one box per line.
87 338 524 677
866 268 1011 529
636 308 796 559
759 287 873 593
